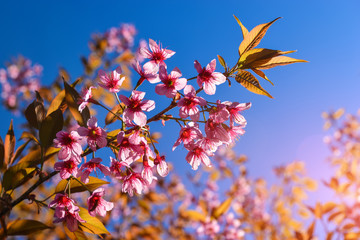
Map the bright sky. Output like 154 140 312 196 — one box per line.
1 0 360 201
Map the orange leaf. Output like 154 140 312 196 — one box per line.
233 15 249 39
238 17 281 56
240 48 296 66
251 55 307 70
235 70 273 98
4 120 15 168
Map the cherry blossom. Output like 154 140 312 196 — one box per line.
132 61 159 84
87 188 114 217
79 158 111 183
177 85 206 121
117 131 143 163
53 206 85 232
98 67 125 93
53 131 83 163
109 156 129 179
77 116 107 151
154 155 169 177
140 39 175 69
122 172 147 197
194 59 226 95
185 143 213 170
155 66 187 98
54 159 79 179
172 122 203 150
119 90 155 126
78 86 95 113
223 101 251 125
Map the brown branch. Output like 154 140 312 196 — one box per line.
0 171 59 218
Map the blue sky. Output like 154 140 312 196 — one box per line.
1 0 360 201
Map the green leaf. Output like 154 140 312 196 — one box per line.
64 81 90 127
39 109 63 148
212 197 233 219
235 70 273 98
55 176 109 194
78 207 110 235
6 219 51 236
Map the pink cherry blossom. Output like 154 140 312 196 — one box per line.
141 159 156 185
109 156 129 179
173 122 203 151
223 101 251 125
185 143 213 170
209 100 230 123
122 172 147 197
54 159 79 179
132 61 159 84
155 66 187 98
194 59 226 95
177 85 206 121
53 131 83 163
140 39 175 69
53 206 85 232
49 194 77 213
78 86 95 113
87 188 114 217
98 67 125 93
119 90 155 126
79 158 111 183
228 125 246 142
205 119 231 144
197 137 222 153
77 116 107 151
117 131 143 163
154 155 169 177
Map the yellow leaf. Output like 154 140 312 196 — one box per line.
6 219 51 236
251 68 274 85
105 104 124 125
212 197 233 219
4 120 15 168
55 176 109 194
307 220 316 238
181 210 206 222
322 202 337 214
39 109 63 148
235 70 273 98
233 15 249 39
240 48 296 66
64 223 88 240
238 17 281 56
78 207 110 236
251 56 308 70
303 177 318 191
314 202 322 219
64 81 90 127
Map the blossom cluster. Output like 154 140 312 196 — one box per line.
0 56 42 110
49 38 251 232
